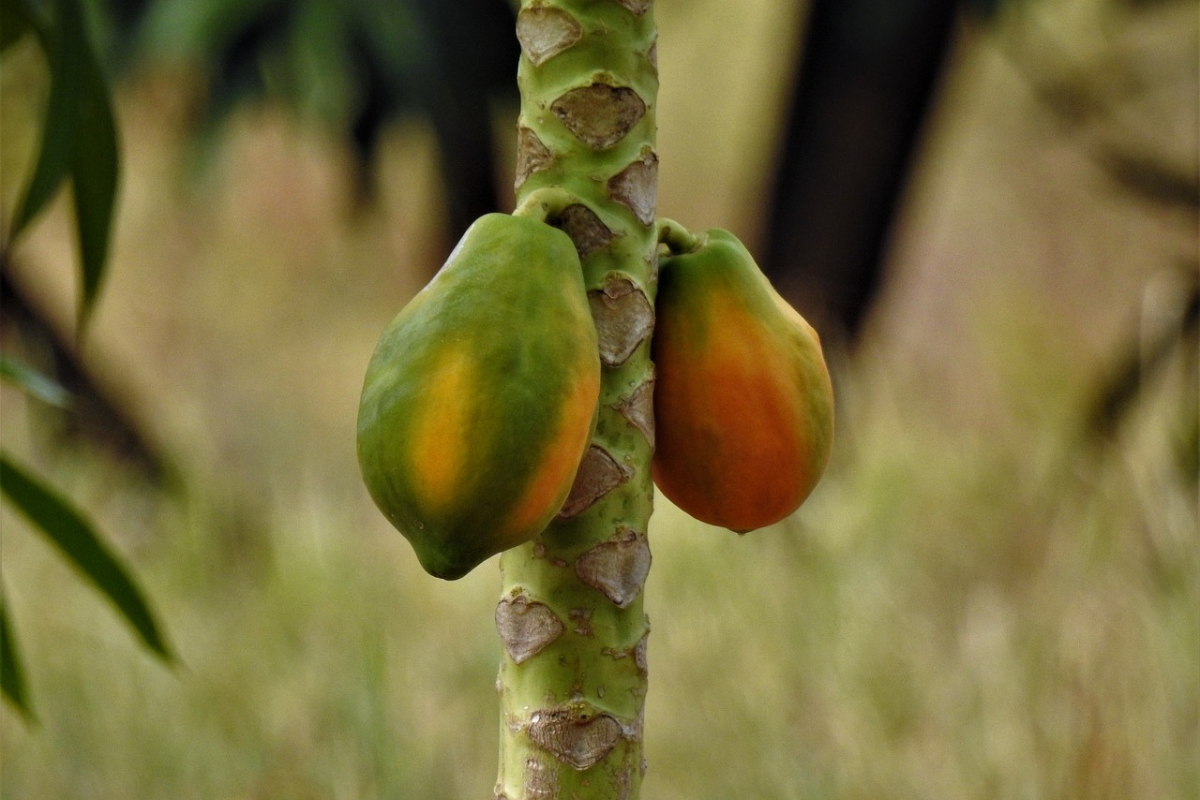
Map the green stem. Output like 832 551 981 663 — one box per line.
511 187 580 223
496 2 659 799
656 217 704 256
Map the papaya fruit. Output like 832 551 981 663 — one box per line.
651 228 834 532
357 213 601 579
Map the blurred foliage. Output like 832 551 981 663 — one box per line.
0 360 174 720
3 0 119 329
0 346 1194 797
0 356 70 407
0 0 1195 794
99 0 519 231
0 441 174 717
1086 274 1198 446
0 0 171 721
118 0 430 146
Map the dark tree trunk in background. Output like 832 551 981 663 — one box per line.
762 0 962 346
412 0 519 243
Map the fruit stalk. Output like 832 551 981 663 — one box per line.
495 2 659 798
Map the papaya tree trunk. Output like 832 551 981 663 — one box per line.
495 2 658 798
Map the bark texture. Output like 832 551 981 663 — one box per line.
497 2 658 798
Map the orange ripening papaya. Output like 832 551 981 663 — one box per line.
357 214 600 579
651 228 834 532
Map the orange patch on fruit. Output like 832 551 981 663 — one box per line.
503 367 600 537
653 291 817 530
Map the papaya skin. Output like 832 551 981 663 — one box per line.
651 228 834 532
357 213 601 579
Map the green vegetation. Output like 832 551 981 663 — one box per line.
1 0 1194 797
0 0 169 722
1 346 1194 798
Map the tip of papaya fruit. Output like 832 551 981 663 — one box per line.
415 548 478 581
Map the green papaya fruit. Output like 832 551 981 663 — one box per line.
652 228 834 532
357 214 601 579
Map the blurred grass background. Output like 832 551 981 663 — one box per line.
1 0 1197 797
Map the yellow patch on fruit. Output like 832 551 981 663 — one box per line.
408 343 472 513
357 213 601 579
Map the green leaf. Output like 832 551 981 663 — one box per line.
0 0 33 53
8 0 72 240
0 355 71 407
8 0 120 329
69 19 120 329
0 453 174 662
0 583 34 720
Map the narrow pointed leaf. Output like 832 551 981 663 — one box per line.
0 356 71 407
9 0 75 239
0 454 173 662
0 585 34 720
0 0 33 53
7 0 120 329
65 0 119 327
